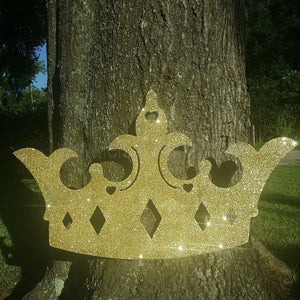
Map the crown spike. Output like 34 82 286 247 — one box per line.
145 90 159 107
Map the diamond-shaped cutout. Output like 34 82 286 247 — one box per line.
62 212 73 230
195 203 210 231
226 208 236 225
140 199 161 238
90 206 106 235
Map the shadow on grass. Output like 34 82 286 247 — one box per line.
0 151 49 299
269 245 300 299
259 192 300 207
256 190 300 298
260 206 300 218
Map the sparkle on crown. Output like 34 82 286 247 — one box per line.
14 90 297 259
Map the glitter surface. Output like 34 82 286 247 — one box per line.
14 90 297 259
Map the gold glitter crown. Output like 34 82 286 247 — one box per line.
14 90 297 259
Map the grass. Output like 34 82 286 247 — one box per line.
251 165 300 295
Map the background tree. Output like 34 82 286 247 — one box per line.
0 2 47 297
0 0 46 102
6 0 293 298
246 0 300 142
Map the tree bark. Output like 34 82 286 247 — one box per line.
23 0 280 299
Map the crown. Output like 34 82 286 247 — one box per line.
14 90 297 259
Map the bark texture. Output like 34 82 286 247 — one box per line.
23 0 280 299
48 0 251 186
25 247 278 300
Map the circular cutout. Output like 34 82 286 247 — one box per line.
60 157 91 189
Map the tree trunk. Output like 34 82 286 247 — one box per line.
23 0 279 299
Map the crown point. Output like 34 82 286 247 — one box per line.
145 90 158 107
146 89 157 99
219 244 223 249
178 246 183 251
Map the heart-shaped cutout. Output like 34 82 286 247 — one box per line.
183 183 193 193
106 186 116 195
145 111 158 123
207 158 238 187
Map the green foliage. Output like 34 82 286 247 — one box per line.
0 87 48 154
249 70 300 141
246 0 300 77
0 217 21 299
0 86 47 117
246 0 300 142
0 175 47 298
0 0 46 92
